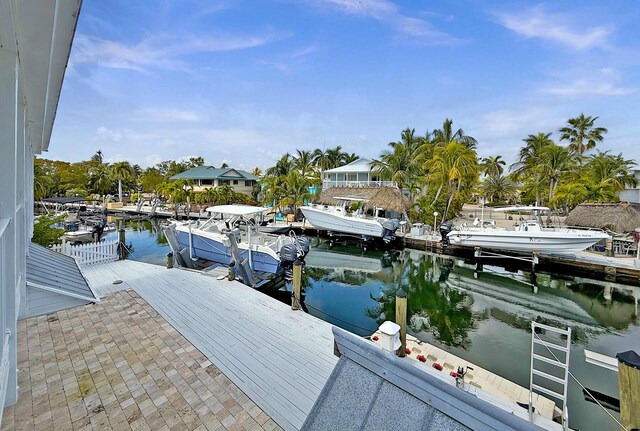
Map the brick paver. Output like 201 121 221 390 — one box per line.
1 290 282 431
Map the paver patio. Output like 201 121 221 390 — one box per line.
1 290 281 431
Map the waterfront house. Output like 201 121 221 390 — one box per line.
322 158 396 189
617 169 640 204
170 166 258 196
0 0 81 421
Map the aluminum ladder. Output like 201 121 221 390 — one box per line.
529 321 571 430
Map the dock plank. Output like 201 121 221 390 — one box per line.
82 260 339 431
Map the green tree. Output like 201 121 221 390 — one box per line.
481 155 506 178
32 214 65 247
510 133 555 205
89 164 115 195
110 161 136 202
432 118 477 149
423 141 480 221
559 113 608 156
480 175 517 203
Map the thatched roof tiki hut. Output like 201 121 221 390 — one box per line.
314 186 411 217
565 203 640 233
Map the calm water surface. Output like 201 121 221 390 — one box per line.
110 218 639 431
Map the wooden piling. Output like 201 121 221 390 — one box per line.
616 350 640 430
292 260 302 310
605 237 614 257
395 287 407 357
166 252 174 269
118 228 126 260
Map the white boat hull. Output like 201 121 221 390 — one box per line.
447 229 609 255
300 206 384 238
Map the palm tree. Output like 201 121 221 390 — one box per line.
294 150 316 178
584 151 638 191
265 153 293 177
90 164 114 195
372 128 423 199
424 140 480 220
110 161 135 202
251 167 262 177
539 144 577 202
481 155 506 178
510 133 555 205
312 146 350 171
279 170 313 213
481 175 517 203
432 119 477 149
559 113 608 156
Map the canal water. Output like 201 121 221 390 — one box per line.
107 219 639 431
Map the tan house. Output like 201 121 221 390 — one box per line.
170 166 258 195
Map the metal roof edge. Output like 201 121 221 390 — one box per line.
27 280 99 303
331 327 547 431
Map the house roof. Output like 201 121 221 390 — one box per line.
314 186 410 213
302 328 556 431
323 158 372 174
170 166 258 181
565 202 640 233
26 242 99 303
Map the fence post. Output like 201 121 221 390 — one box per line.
292 260 302 310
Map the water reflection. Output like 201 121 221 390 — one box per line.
302 243 639 349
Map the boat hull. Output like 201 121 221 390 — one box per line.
300 206 384 238
175 230 282 274
447 229 609 254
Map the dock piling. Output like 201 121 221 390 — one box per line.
118 227 126 260
292 260 302 310
395 287 407 357
616 350 640 430
166 252 173 269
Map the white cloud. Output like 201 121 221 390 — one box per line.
72 30 285 72
541 68 637 97
95 126 122 142
134 108 203 122
495 6 612 50
313 0 461 44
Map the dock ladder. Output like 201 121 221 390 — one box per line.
529 321 571 430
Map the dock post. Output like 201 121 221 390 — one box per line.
605 236 614 257
118 227 126 260
395 287 407 357
166 252 173 269
292 259 302 310
616 350 640 430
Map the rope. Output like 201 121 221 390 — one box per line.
532 331 627 431
303 302 378 334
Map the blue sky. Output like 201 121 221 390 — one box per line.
47 0 640 170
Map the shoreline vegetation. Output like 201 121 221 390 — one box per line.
35 114 637 223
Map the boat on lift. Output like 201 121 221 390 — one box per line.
443 206 609 255
171 204 309 274
300 197 403 243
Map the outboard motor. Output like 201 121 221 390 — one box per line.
381 218 401 243
295 236 310 259
439 222 453 245
279 243 298 281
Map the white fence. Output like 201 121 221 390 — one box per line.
51 239 119 266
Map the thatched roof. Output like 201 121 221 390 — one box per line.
314 186 410 213
565 202 640 233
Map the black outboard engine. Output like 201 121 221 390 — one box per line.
381 218 401 243
439 222 453 245
279 243 298 281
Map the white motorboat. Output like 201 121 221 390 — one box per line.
444 206 609 255
300 197 403 242
171 204 309 274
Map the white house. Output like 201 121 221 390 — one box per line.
617 169 640 204
321 158 396 189
0 0 81 422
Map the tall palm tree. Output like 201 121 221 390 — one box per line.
432 119 477 149
265 153 293 177
312 146 350 171
110 161 135 202
481 174 517 203
559 113 608 156
510 132 555 205
539 144 576 202
372 128 423 199
294 149 316 178
279 170 313 213
424 140 479 220
481 155 506 178
90 164 114 195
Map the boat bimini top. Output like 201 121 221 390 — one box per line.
492 206 550 213
205 205 270 217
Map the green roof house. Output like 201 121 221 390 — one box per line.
170 166 259 196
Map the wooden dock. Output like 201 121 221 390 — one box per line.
81 260 338 431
